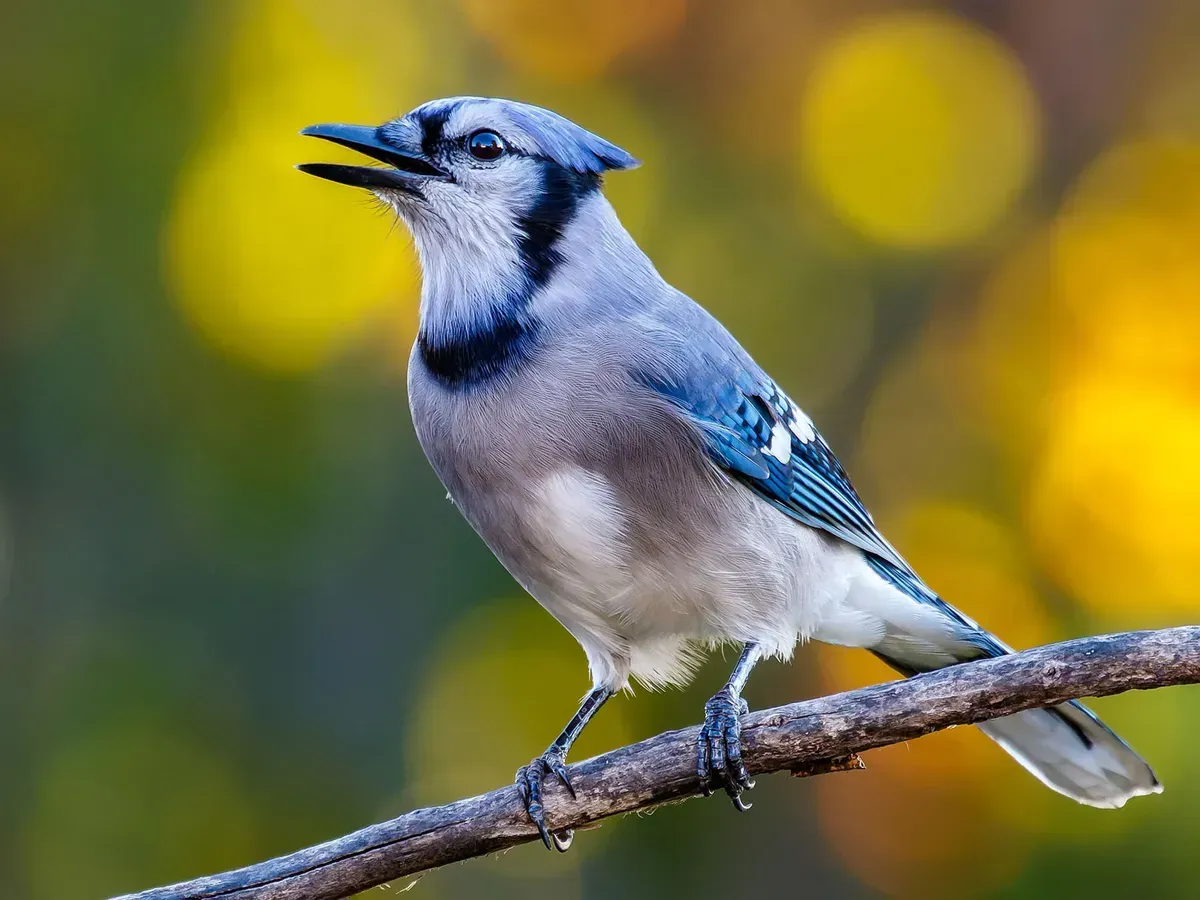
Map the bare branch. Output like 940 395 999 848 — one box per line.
113 626 1200 900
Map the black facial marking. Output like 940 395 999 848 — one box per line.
419 105 453 158
415 153 596 387
516 165 600 290
419 309 542 389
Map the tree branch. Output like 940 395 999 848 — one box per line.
113 626 1199 900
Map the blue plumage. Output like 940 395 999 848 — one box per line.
647 366 1036 657
645 368 907 569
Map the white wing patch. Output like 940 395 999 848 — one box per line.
788 408 816 444
765 421 792 464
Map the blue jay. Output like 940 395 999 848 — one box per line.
299 97 1160 851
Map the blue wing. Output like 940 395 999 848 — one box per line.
641 363 1009 651
645 367 911 573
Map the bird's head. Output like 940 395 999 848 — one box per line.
299 97 640 311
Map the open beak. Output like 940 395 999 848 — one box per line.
297 123 448 192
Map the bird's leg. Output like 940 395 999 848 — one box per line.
516 685 613 852
698 642 763 810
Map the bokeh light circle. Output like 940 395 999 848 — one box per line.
1028 377 1200 619
166 0 419 374
799 11 1040 250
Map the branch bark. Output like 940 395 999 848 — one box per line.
114 626 1200 900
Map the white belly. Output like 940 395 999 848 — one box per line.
523 466 865 691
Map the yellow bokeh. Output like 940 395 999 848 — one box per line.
816 503 1052 898
800 11 1040 249
165 0 420 374
1028 377 1200 620
406 599 634 876
1022 138 1200 618
1053 139 1200 383
458 0 687 81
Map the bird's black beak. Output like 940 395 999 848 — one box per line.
297 123 448 192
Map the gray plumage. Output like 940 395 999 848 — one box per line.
408 203 832 692
300 97 1160 842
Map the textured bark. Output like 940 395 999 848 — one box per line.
114 626 1199 900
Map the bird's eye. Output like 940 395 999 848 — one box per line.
467 130 505 161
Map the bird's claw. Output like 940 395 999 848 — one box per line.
516 748 576 852
697 687 755 809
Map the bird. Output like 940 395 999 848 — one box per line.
298 96 1161 851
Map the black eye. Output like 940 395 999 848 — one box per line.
467 130 505 161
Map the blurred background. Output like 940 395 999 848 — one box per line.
2 0 1199 897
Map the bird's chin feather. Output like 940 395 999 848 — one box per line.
372 187 417 215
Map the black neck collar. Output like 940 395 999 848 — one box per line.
417 164 599 388
418 308 542 388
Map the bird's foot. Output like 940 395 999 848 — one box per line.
516 748 576 852
697 686 754 810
